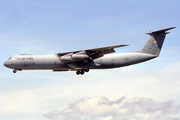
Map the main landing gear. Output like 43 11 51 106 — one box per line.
76 68 89 75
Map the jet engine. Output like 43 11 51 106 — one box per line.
60 52 90 62
60 55 73 62
71 54 89 61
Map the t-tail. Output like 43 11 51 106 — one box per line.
139 27 176 56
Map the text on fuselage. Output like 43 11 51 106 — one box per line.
17 57 34 60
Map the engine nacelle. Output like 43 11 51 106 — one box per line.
60 54 89 62
60 55 72 62
72 54 89 61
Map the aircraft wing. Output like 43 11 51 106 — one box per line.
58 44 128 56
57 44 129 62
86 44 128 52
85 44 129 58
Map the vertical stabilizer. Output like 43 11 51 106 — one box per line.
140 27 176 56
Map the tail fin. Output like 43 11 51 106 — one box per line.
140 27 176 56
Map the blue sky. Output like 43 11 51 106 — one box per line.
1 0 180 120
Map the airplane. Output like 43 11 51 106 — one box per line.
4 27 176 75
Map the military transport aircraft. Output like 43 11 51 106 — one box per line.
4 27 176 75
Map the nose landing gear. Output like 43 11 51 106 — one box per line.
76 68 89 75
13 69 17 73
13 69 21 73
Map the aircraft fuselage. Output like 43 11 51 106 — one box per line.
4 52 156 72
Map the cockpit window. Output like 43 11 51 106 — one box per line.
8 57 14 60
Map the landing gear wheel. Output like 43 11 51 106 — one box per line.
84 68 89 72
76 69 88 75
76 71 80 75
13 69 17 73
80 70 84 75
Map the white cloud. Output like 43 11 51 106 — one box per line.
44 96 180 120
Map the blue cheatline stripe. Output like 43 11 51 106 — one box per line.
145 46 158 48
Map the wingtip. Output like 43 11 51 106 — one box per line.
170 26 177 29
120 44 129 47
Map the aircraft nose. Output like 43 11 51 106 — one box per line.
4 61 10 68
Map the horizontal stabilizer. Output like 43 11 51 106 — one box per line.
146 27 176 35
